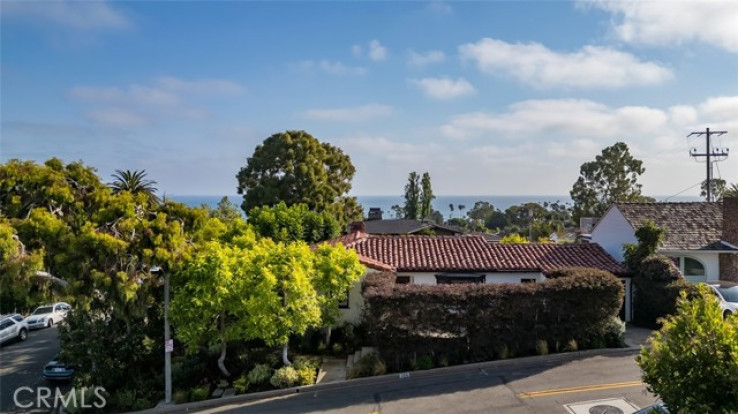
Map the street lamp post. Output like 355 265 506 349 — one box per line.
152 266 172 405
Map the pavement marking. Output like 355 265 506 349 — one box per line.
480 369 488 376
398 372 410 379
518 381 645 398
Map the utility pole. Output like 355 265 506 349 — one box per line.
688 128 729 202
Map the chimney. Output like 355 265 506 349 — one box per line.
719 197 738 282
349 221 366 234
368 207 383 221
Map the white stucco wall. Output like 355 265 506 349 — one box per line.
590 207 637 262
660 250 721 282
396 272 545 285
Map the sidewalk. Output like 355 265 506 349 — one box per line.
624 323 654 348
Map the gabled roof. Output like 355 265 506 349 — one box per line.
326 233 625 276
613 202 732 251
361 219 463 235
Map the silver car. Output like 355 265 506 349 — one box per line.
0 314 29 344
708 281 738 319
25 302 71 330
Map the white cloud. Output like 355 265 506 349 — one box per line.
440 99 669 140
156 77 244 95
368 40 387 61
426 1 453 15
581 0 738 52
459 38 673 89
301 104 393 122
407 50 445 66
84 108 148 126
699 96 738 121
410 77 475 99
2 0 131 31
299 60 368 75
71 85 180 107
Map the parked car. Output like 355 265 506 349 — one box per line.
707 281 738 319
43 354 75 382
25 302 71 330
0 314 29 345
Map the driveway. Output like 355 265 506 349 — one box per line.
0 325 68 413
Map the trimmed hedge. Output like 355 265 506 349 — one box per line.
362 269 624 371
631 255 695 328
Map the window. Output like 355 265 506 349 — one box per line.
396 276 412 284
670 256 707 283
521 278 536 284
435 274 486 284
338 289 349 309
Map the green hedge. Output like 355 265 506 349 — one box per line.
362 268 624 371
632 255 695 328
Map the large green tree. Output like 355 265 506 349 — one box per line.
248 202 340 243
701 178 727 201
403 172 421 220
419 172 435 220
236 130 362 226
638 285 738 413
570 142 652 223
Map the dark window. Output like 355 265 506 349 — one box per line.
338 289 350 309
0 320 13 330
521 278 536 284
436 274 486 284
396 276 412 284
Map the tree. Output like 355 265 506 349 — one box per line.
724 183 738 199
247 202 340 243
236 130 362 227
637 285 738 413
420 172 435 220
403 172 421 219
701 178 727 201
390 204 403 219
209 196 242 223
501 233 528 243
570 142 652 223
110 169 160 205
448 204 454 219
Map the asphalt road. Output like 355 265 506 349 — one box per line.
0 325 66 414
194 351 659 414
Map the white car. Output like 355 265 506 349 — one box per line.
0 313 29 344
708 282 738 319
25 302 71 330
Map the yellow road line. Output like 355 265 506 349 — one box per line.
518 381 645 398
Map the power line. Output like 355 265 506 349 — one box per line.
688 128 729 202
662 181 703 202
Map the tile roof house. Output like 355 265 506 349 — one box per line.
590 199 738 283
326 232 629 322
350 219 464 236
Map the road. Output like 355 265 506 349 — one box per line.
0 325 66 413
195 351 659 414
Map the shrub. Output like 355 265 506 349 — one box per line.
247 363 273 385
535 340 549 356
495 344 509 360
415 354 434 370
331 342 344 356
348 353 386 379
173 390 188 404
189 386 210 402
602 315 626 348
295 366 317 385
292 355 320 372
638 285 738 413
234 375 249 394
563 339 578 352
270 366 299 388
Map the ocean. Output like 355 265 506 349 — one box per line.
168 194 702 219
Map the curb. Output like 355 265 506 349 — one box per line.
132 345 642 414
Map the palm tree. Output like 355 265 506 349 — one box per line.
448 204 454 219
110 169 160 204
724 183 738 199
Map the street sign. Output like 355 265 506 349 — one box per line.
165 339 173 353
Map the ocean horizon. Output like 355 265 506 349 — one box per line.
168 194 703 219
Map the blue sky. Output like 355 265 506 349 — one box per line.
2 1 737 197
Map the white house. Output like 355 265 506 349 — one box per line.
327 231 628 323
590 199 738 283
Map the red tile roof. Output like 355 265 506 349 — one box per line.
326 234 625 276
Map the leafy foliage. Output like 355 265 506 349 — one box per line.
500 233 528 243
638 285 738 413
570 142 653 223
270 366 299 388
403 172 421 220
700 178 727 201
363 268 624 371
420 172 435 220
236 130 362 226
247 202 339 243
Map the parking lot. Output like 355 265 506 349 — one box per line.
0 325 69 413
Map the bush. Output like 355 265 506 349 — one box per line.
535 340 549 356
189 386 210 402
415 354 434 370
363 267 623 370
638 285 738 413
348 353 386 379
270 366 299 388
173 390 188 404
234 375 249 394
247 363 273 385
295 367 316 385
563 339 578 352
292 355 320 372
602 315 626 348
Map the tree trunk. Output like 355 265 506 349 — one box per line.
281 343 291 366
324 325 332 347
218 312 231 377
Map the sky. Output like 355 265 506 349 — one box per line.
1 1 737 197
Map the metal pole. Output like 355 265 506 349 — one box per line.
164 271 172 404
706 128 712 202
